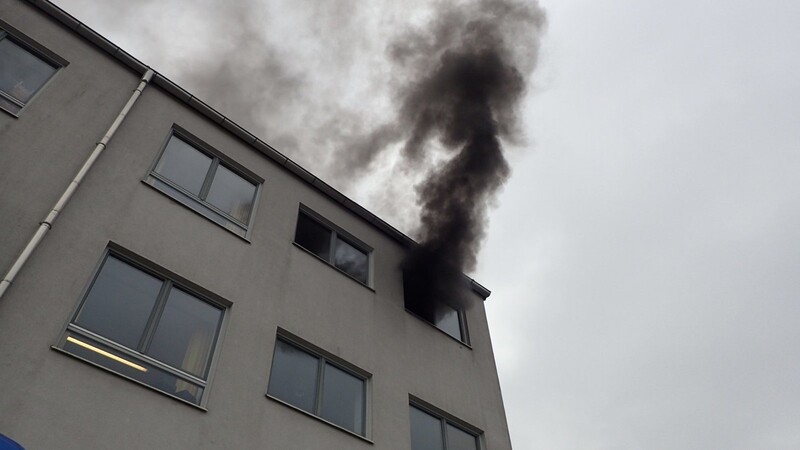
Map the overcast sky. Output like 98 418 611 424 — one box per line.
54 0 800 448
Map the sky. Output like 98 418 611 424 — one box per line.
53 0 800 448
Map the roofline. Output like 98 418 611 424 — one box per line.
22 0 491 300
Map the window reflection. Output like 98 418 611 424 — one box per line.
267 340 319 413
64 334 205 405
206 164 256 223
267 338 368 436
410 406 444 450
154 137 212 196
294 211 371 286
74 256 162 349
334 239 368 284
63 253 225 406
446 423 479 450
147 132 259 237
410 405 479 450
434 304 463 342
147 288 222 379
320 363 365 434
0 35 58 114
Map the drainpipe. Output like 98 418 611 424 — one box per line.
0 69 155 300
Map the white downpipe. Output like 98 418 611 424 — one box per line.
0 69 155 300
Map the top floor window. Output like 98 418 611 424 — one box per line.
294 207 372 286
403 276 469 345
145 127 261 239
0 26 62 115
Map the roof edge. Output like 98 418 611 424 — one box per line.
470 279 492 299
25 0 492 301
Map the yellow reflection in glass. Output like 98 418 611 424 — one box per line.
67 336 147 372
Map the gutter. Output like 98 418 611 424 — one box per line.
0 69 155 300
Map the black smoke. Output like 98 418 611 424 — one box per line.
387 0 546 321
68 0 545 322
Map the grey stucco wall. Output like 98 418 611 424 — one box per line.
0 2 513 449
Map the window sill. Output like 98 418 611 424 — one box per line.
292 242 375 292
51 346 209 412
141 179 252 244
404 309 473 349
0 104 21 118
265 394 373 444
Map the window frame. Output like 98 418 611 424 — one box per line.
266 328 372 441
409 396 484 450
403 273 471 345
404 300 471 346
143 125 263 240
0 19 67 117
53 244 231 409
293 204 374 288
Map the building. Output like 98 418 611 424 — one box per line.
0 1 513 448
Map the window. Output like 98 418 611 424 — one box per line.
145 127 260 238
266 335 368 437
294 208 372 285
410 404 481 450
404 277 469 344
57 250 226 407
0 27 60 115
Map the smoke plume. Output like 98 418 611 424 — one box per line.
62 0 544 321
383 0 546 321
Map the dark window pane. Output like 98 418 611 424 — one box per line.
74 256 162 349
295 214 331 260
320 363 365 435
446 423 478 450
435 304 463 342
154 136 212 196
0 38 56 103
147 288 222 379
410 406 444 450
64 333 204 405
334 238 368 284
267 340 319 413
206 164 256 223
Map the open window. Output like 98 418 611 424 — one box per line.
403 276 469 344
293 206 372 286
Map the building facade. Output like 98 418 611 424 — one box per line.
0 1 513 448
